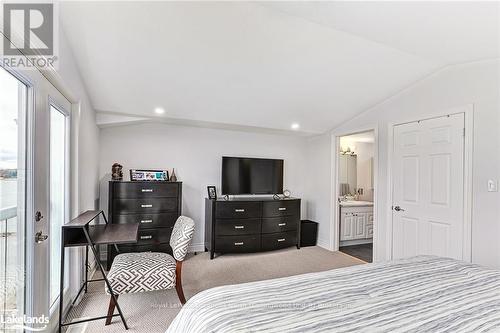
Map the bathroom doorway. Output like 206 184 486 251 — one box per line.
336 130 375 263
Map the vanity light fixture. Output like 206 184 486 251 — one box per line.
340 147 356 155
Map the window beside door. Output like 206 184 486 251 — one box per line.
49 104 69 310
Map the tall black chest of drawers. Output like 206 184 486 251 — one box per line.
107 181 182 270
205 198 301 259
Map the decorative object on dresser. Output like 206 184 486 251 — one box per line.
170 168 178 182
106 180 182 270
207 186 217 200
105 216 195 326
111 163 123 180
205 197 301 259
129 169 169 181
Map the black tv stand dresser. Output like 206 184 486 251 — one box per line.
205 197 301 259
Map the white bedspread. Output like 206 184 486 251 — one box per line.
167 256 500 332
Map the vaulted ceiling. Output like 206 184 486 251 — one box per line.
60 1 499 135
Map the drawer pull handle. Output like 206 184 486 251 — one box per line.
278 207 287 211
234 226 245 229
140 219 153 224
278 223 286 226
140 235 153 240
141 189 153 192
234 242 244 246
235 209 245 212
277 238 286 242
141 204 153 208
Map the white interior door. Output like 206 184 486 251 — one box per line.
392 113 465 260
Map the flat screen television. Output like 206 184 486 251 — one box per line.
222 157 284 195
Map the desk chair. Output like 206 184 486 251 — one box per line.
105 216 195 325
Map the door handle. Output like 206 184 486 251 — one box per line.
141 204 153 208
393 206 405 212
35 231 48 243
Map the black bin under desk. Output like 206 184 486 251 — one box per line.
300 220 318 247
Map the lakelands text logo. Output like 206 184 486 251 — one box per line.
0 314 49 331
2 2 58 69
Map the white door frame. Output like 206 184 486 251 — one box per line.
386 104 474 262
331 125 379 260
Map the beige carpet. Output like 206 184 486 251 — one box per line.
65 247 364 333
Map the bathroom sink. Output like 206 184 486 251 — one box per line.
340 200 374 207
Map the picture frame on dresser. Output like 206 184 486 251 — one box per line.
130 169 169 181
207 186 217 200
106 180 182 270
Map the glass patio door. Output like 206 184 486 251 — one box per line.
31 77 71 331
0 61 71 331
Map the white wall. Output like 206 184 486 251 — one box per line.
57 30 100 214
308 59 500 268
99 123 308 250
305 133 332 249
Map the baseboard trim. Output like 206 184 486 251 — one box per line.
189 243 205 253
316 238 331 251
340 239 373 247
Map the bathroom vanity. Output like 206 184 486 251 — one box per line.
339 201 373 244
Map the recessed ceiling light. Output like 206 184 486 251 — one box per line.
291 123 300 130
154 107 165 115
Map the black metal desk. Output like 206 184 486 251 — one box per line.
59 210 138 332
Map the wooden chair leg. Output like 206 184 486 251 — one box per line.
105 295 118 325
175 261 186 305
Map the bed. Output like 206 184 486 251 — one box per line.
167 256 500 332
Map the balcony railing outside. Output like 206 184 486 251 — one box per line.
0 206 19 330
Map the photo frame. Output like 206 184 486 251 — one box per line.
130 169 169 181
207 185 217 200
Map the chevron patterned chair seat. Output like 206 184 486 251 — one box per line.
105 216 195 326
106 252 177 294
